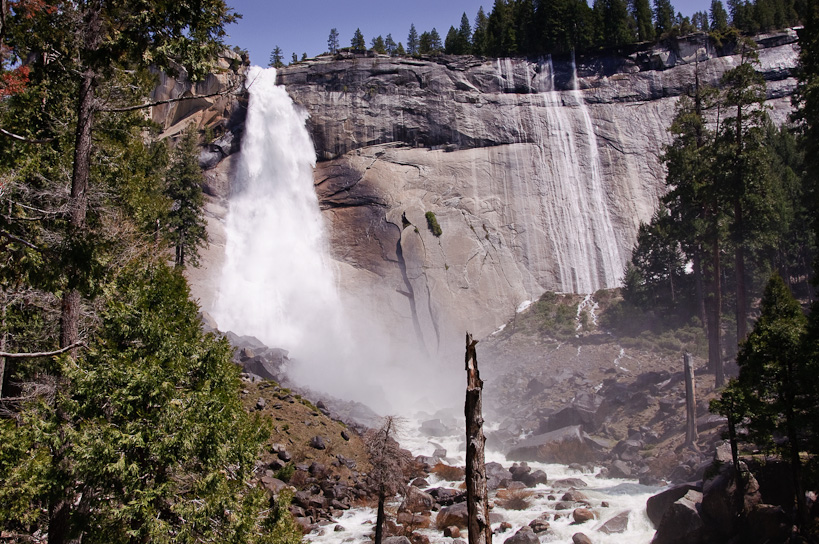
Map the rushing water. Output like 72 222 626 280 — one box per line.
308 417 659 544
211 66 457 413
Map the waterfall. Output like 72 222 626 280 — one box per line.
534 57 623 292
212 66 457 413
213 66 341 351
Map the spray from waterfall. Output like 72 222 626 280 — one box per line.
212 67 456 414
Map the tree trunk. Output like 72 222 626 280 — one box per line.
693 252 706 326
464 333 491 544
684 353 697 446
709 235 724 387
375 486 386 544
734 202 747 345
60 68 96 351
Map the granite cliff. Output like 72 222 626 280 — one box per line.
181 32 799 356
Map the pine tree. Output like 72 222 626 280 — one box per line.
407 23 420 55
290 52 298 64
385 34 397 55
165 129 207 269
711 0 730 31
328 28 340 54
269 46 284 68
654 0 677 37
395 42 407 56
459 12 474 52
372 35 387 54
351 28 366 52
473 7 490 55
633 0 657 41
720 275 811 527
445 26 460 54
429 28 443 53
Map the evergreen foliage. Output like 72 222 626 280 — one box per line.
407 24 420 55
165 129 208 269
269 46 284 68
351 28 366 52
328 28 340 54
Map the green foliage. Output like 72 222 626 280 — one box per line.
165 128 207 268
0 265 295 543
351 28 366 52
275 463 296 482
633 0 657 41
407 24 420 55
425 211 443 237
371 35 387 54
328 28 340 55
269 46 284 68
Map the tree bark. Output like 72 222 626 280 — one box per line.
709 234 724 387
684 353 697 446
734 202 747 345
375 486 386 544
464 333 491 544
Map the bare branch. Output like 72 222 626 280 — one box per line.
0 341 85 359
0 127 54 144
99 84 241 113
0 229 42 251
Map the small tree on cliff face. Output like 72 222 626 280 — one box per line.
365 417 410 544
165 129 207 269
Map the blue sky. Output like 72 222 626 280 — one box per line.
225 0 715 67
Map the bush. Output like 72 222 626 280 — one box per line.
496 489 533 510
425 211 442 237
431 463 465 481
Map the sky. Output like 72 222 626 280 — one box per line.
225 0 716 67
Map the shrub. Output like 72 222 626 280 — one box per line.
431 463 465 482
425 211 442 237
496 489 533 510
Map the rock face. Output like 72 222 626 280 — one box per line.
266 31 798 353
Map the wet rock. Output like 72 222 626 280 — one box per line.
506 425 604 464
435 502 468 529
411 477 429 488
397 512 431 529
572 533 593 544
420 419 450 437
572 508 594 523
383 537 411 544
553 478 589 489
523 469 549 487
561 490 589 502
428 487 464 506
334 524 345 532
598 510 630 534
486 461 513 490
608 459 632 478
503 526 539 544
400 486 435 513
528 513 551 533
652 490 704 544
443 526 460 538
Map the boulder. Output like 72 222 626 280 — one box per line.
701 466 761 538
562 490 589 502
506 425 604 464
503 526 539 544
309 436 327 450
397 512 431 529
428 487 464 506
598 510 630 534
572 533 593 544
572 508 594 523
383 538 411 544
528 513 551 533
420 419 450 437
553 478 589 489
435 502 468 530
652 490 705 544
745 504 790 544
443 526 460 538
608 460 632 478
545 392 603 433
646 483 701 528
486 461 514 490
400 486 434 513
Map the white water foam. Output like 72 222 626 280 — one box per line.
212 66 457 413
